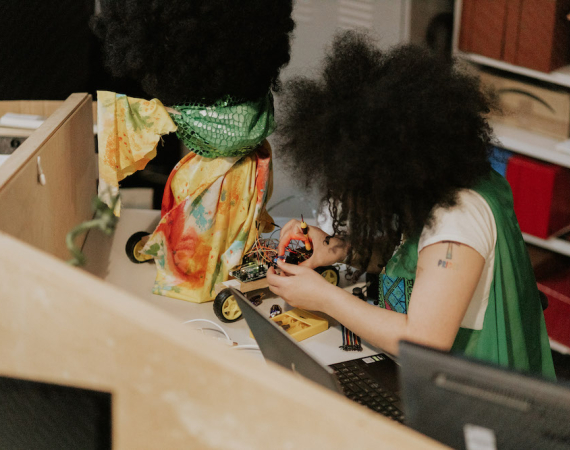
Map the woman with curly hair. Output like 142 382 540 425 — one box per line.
91 0 294 303
267 30 555 379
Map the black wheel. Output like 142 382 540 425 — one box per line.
125 231 153 264
316 265 340 286
214 288 243 323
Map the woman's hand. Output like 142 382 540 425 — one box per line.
266 259 337 311
277 219 348 269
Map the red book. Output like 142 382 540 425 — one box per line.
506 155 570 238
516 0 570 72
459 0 507 59
458 0 476 52
538 267 570 348
503 0 523 64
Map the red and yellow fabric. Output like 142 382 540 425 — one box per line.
97 91 177 215
96 91 275 303
143 140 273 302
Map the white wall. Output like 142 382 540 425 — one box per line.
268 0 410 220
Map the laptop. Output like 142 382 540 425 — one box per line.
230 287 404 422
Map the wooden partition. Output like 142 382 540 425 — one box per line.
0 232 445 449
0 93 97 261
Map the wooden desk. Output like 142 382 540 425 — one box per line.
82 208 386 365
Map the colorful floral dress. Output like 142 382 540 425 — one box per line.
97 91 275 303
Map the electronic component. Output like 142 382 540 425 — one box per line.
274 248 312 266
339 286 368 351
229 261 268 283
266 308 329 342
269 304 282 318
231 233 313 283
300 214 312 252
228 222 316 285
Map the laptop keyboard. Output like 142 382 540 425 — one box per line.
330 358 405 423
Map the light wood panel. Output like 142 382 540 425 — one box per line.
0 232 446 449
0 99 97 123
0 99 65 118
0 93 97 261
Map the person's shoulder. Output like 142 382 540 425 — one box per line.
456 188 493 215
430 188 494 224
419 188 497 258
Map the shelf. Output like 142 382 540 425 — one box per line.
492 122 570 168
523 233 570 258
458 52 570 89
550 339 570 355
451 0 570 89
451 1 570 359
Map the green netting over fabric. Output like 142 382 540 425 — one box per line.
169 94 276 158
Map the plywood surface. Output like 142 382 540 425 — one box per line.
0 99 97 124
0 232 447 450
0 93 97 261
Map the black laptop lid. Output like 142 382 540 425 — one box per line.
398 340 570 450
230 287 342 393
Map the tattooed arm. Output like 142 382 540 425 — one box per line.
404 241 485 351
268 240 485 355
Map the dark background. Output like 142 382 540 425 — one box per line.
0 0 180 208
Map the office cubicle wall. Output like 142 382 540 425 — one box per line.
0 94 97 261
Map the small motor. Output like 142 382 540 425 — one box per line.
269 304 282 318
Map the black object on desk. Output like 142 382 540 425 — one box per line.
399 340 570 450
0 375 112 450
365 272 380 304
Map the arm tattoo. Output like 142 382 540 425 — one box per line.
438 241 461 270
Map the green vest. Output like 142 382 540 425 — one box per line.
381 170 556 379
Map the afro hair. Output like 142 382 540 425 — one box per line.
91 0 295 105
276 30 497 270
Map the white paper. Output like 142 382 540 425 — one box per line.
464 424 497 450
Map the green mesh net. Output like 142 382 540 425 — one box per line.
169 94 275 158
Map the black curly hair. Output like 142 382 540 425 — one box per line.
276 30 497 270
91 0 295 105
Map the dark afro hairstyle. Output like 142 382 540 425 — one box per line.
91 0 295 105
276 30 497 270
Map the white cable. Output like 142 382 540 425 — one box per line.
234 345 260 351
182 319 232 342
182 319 260 351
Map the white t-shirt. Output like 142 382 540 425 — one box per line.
418 189 497 330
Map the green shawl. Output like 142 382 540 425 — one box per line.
383 170 556 379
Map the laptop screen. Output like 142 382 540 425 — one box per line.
230 287 342 393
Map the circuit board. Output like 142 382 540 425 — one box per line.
228 236 313 283
229 261 268 282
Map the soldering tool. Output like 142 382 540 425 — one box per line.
300 214 312 252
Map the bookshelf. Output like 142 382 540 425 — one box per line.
491 122 570 169
452 0 570 258
459 52 570 89
452 0 570 355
